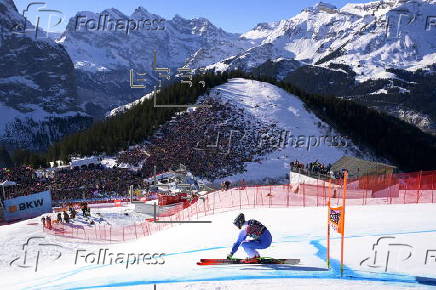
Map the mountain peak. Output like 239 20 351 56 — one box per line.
173 14 187 21
100 8 127 19
2 0 18 13
253 22 279 31
195 17 211 23
134 6 149 14
305 2 338 13
131 6 153 18
191 17 215 29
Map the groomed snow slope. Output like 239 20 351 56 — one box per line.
0 203 435 289
204 78 368 182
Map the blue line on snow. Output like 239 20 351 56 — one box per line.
309 239 425 285
28 229 436 289
64 239 420 290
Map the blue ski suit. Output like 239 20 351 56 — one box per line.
230 221 272 258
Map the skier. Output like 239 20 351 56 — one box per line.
227 213 272 262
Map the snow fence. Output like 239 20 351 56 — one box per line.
44 170 436 242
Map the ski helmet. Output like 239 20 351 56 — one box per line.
233 213 245 229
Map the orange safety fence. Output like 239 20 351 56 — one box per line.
43 170 436 242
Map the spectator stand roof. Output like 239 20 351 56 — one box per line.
331 156 397 178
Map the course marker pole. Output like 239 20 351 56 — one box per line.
327 180 331 268
326 171 348 277
340 171 348 277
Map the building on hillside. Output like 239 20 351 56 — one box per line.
331 156 397 178
49 160 66 168
69 156 102 169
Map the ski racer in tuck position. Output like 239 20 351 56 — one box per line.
227 213 272 262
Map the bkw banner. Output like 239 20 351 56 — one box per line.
4 191 52 221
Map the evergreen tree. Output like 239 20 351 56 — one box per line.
0 147 13 168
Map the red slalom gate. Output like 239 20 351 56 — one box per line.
44 170 436 242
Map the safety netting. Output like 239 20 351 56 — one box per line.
44 170 436 242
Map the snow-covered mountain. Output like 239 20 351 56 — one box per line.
57 0 436 130
206 0 436 131
0 0 92 150
209 0 436 74
58 7 258 117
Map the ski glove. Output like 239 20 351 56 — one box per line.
227 253 233 259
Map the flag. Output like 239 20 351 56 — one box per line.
328 205 344 234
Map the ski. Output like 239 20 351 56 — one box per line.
197 257 300 265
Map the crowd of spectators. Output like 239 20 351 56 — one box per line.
289 160 349 179
290 160 335 177
0 167 36 197
117 147 149 167
290 160 305 170
139 99 286 180
0 99 351 202
1 165 144 202
0 166 35 185
307 160 331 175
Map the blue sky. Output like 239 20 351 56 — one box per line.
14 0 373 33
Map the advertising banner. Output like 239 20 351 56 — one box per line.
3 191 52 221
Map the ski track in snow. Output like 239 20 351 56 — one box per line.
40 235 431 289
1 204 436 289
